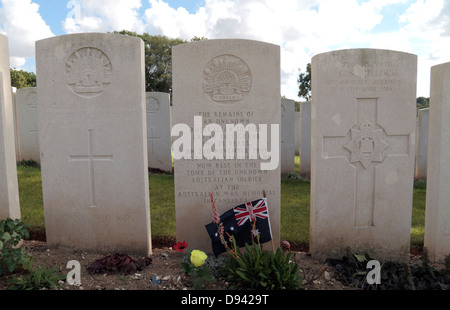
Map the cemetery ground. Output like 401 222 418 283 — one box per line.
0 158 444 291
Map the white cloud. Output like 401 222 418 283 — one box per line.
142 0 427 99
143 0 207 39
0 0 54 68
63 0 145 34
2 0 449 97
10 56 26 68
396 0 447 97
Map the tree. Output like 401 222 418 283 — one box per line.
190 36 208 42
115 30 186 94
10 69 36 89
416 97 429 110
297 63 311 101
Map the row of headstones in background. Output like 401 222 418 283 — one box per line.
299 101 311 177
14 89 297 175
14 87 297 175
295 110 300 155
146 92 172 172
16 87 40 163
12 87 173 173
415 108 429 181
281 98 295 174
2 31 449 263
296 102 430 181
0 34 21 220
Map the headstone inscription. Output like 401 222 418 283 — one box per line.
310 49 417 262
172 39 281 252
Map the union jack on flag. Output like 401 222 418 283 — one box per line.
205 197 273 257
234 199 269 226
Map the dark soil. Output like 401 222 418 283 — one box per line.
0 230 357 292
2 227 445 294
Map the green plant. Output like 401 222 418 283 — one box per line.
203 255 227 278
0 218 34 276
208 192 302 290
8 265 66 290
223 243 303 290
444 254 450 274
17 159 40 168
180 249 216 290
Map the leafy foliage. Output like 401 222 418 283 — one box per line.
222 243 303 290
180 250 217 290
297 63 311 101
8 265 65 290
87 253 152 275
0 218 34 276
114 30 186 94
17 159 40 168
286 171 304 180
10 69 36 89
327 247 450 290
416 96 429 110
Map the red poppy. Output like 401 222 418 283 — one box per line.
173 241 188 252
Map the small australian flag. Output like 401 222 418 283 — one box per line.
205 198 273 257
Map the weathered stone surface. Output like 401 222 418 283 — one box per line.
16 87 40 163
172 39 281 252
415 108 428 181
299 101 311 177
0 34 20 220
281 98 295 174
424 62 450 263
146 92 172 172
295 111 300 156
36 33 151 255
310 49 417 262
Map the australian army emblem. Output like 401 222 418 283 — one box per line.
65 47 112 98
202 54 252 104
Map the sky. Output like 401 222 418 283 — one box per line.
0 0 449 100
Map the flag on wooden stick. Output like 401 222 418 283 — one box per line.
205 194 273 257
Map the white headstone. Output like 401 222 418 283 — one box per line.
172 39 281 252
310 49 417 262
281 98 295 174
424 62 450 263
295 111 300 156
299 101 311 177
36 33 151 255
415 108 428 181
146 92 172 172
11 87 20 161
17 87 40 163
0 34 20 220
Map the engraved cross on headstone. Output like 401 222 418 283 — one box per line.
29 120 39 147
323 98 410 227
147 127 160 155
69 129 113 208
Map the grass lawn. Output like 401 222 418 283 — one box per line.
16 158 427 248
